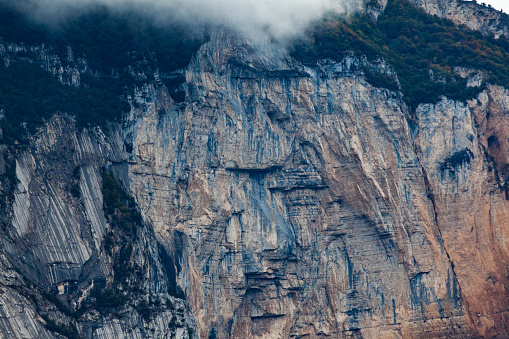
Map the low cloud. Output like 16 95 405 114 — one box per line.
14 0 364 39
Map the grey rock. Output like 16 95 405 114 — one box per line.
1 4 509 338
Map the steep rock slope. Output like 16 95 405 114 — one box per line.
368 0 509 38
121 30 509 338
0 114 196 338
410 0 509 38
0 3 509 339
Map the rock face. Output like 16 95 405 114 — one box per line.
0 114 196 339
122 30 509 338
1 7 509 339
408 0 509 38
414 90 509 338
367 0 509 38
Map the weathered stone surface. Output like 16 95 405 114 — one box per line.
0 115 196 338
1 4 509 338
409 0 509 38
121 29 507 338
414 87 509 338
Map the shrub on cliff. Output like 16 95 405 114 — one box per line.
0 3 204 146
291 0 509 111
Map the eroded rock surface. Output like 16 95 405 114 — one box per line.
0 115 196 338
120 30 509 338
1 8 509 339
410 0 509 38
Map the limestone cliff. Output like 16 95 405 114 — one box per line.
0 2 509 339
409 0 509 38
365 0 509 38
121 29 509 338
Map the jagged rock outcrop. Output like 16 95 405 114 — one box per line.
365 0 509 38
409 0 509 38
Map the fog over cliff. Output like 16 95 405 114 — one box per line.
12 0 363 39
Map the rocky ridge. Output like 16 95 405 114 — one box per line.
365 0 509 38
409 0 509 38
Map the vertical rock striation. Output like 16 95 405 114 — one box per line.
1 4 509 338
0 115 196 338
121 29 509 338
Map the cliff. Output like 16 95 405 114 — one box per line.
409 0 509 38
0 1 509 339
367 0 509 38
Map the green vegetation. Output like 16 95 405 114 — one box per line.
59 7 203 75
97 170 184 320
102 170 143 235
69 167 81 198
291 0 509 111
363 66 399 92
0 61 130 145
114 242 144 294
0 3 204 74
89 171 145 315
0 3 203 146
0 3 50 45
90 287 126 311
41 314 80 339
4 161 17 188
163 75 188 103
135 300 152 321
